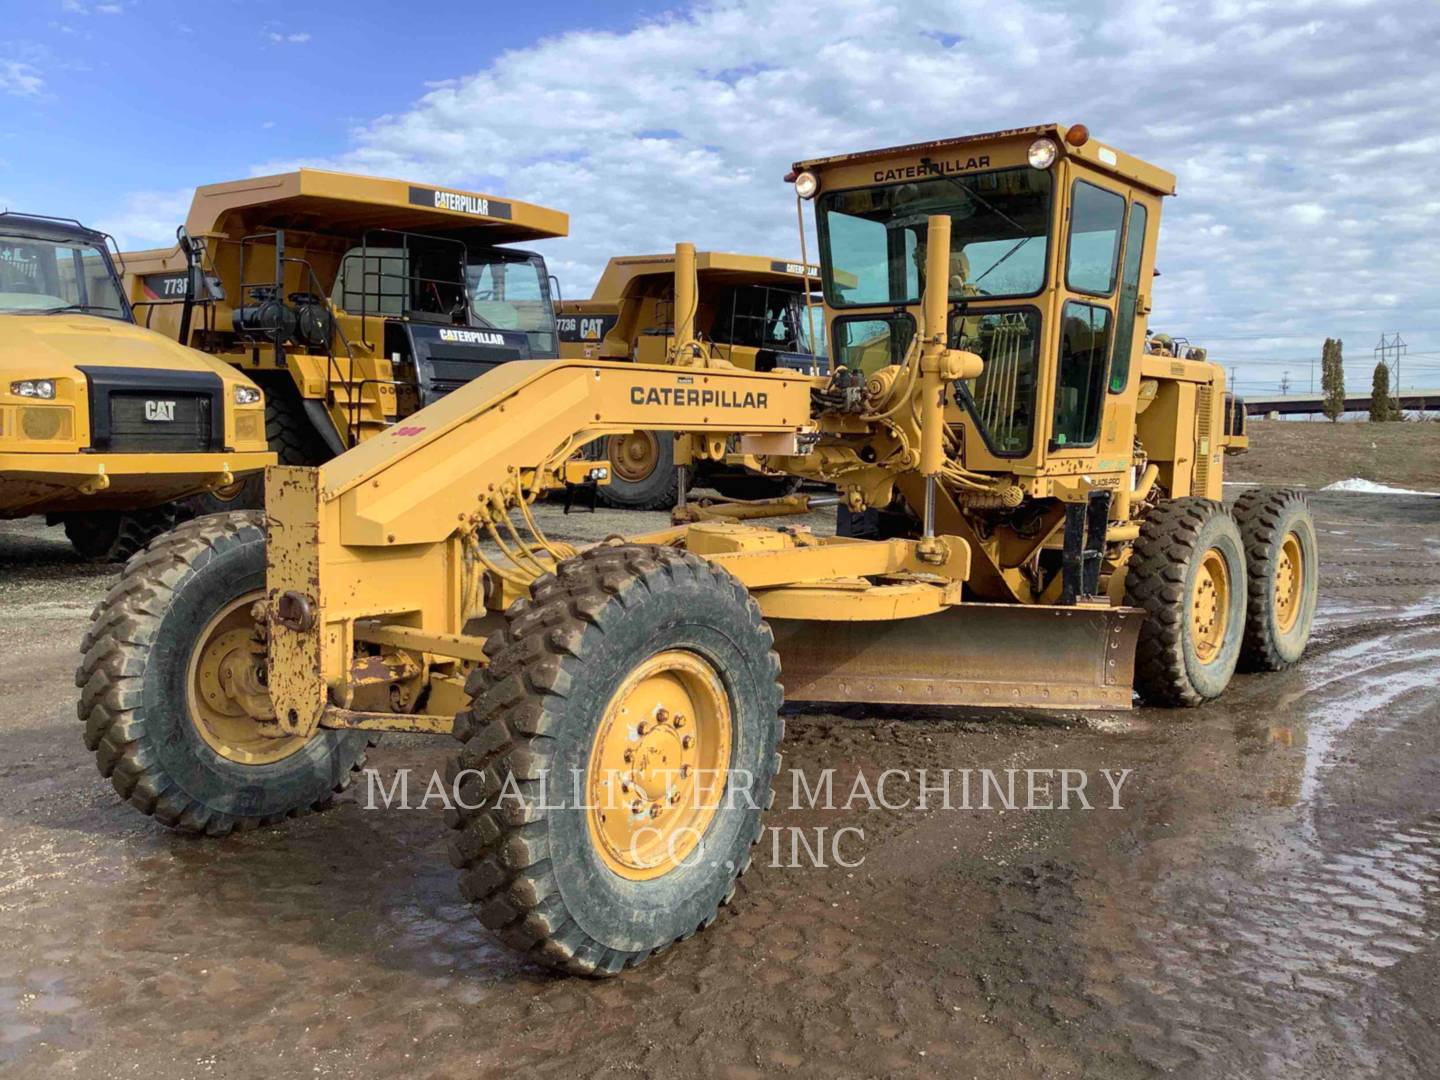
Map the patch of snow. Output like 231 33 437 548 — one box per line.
1320 478 1438 496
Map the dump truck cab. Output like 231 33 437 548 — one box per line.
558 251 826 375
0 212 272 559
791 124 1243 516
121 171 567 472
556 251 829 507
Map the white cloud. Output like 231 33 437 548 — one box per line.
267 31 311 44
0 59 43 97
189 0 1440 389
59 0 126 13
100 188 195 252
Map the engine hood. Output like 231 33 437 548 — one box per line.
0 313 240 381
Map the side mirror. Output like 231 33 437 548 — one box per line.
176 226 224 302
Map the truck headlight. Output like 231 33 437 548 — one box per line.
233 385 262 405
11 379 56 400
1027 138 1058 170
793 171 818 199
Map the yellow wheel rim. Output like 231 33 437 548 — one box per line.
1274 532 1304 634
1190 547 1232 665
607 432 661 484
186 591 306 765
586 650 732 881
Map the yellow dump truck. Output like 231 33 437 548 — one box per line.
1 213 272 559
121 171 568 499
558 251 827 506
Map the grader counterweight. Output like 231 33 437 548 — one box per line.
77 124 1317 977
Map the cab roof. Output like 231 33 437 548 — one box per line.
0 212 109 246
792 123 1177 197
183 169 569 245
590 251 818 303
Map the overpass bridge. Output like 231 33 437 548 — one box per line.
1243 388 1440 417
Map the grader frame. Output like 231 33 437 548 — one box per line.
262 202 1147 746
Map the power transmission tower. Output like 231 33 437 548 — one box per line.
1375 332 1406 391
1279 370 1291 395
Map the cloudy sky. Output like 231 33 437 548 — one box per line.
4 0 1438 394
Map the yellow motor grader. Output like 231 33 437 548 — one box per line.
121 171 568 505
77 124 1317 977
557 250 826 507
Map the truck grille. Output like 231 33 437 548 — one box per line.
77 365 226 454
107 392 213 452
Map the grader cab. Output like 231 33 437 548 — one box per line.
557 249 827 507
121 170 567 501
78 124 1317 977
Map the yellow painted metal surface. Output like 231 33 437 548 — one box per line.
0 312 272 516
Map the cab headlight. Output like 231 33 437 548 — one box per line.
233 385 263 405
1027 138 1058 170
11 379 56 400
793 171 818 199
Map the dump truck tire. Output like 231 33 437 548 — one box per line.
588 432 681 510
447 543 783 976
1126 498 1247 707
708 472 805 501
63 506 180 563
74 511 374 836
1231 488 1318 671
265 386 330 467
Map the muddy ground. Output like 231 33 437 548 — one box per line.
1 471 1437 1076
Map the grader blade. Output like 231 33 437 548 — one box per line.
770 603 1143 711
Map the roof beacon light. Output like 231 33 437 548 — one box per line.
1065 124 1090 147
1027 138 1058 170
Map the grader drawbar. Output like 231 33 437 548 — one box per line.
77 125 1317 977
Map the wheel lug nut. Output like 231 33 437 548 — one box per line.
655 708 670 725
649 804 662 818
623 749 633 763
669 791 681 804
672 714 686 728
621 782 630 793
682 735 694 750
680 765 691 779
636 721 649 736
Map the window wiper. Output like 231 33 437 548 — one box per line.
972 236 1034 287
29 303 122 316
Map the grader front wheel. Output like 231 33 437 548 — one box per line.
447 544 783 976
75 511 374 835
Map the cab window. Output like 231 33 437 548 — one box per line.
1066 182 1126 296
832 314 915 375
1108 202 1148 392
951 308 1041 456
1052 301 1112 447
